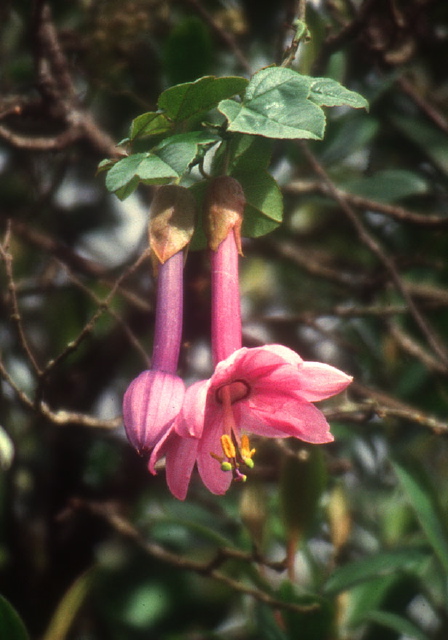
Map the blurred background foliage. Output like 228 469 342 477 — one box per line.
1 0 448 639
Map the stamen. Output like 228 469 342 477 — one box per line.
240 434 256 468
221 434 236 459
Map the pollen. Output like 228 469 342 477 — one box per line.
221 434 236 459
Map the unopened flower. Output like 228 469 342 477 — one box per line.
122 186 195 454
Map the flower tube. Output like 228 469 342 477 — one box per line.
122 185 196 455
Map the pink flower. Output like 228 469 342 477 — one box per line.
123 369 185 454
148 177 352 500
123 187 193 453
149 344 352 499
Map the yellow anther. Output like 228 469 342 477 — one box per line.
221 434 236 460
221 461 233 472
241 434 256 462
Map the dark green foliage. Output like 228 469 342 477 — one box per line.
1 1 448 639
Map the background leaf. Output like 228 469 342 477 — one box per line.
0 595 29 640
392 459 448 574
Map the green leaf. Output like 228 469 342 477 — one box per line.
366 610 431 640
242 204 282 237
218 67 325 140
392 459 448 573
152 131 220 175
0 595 29 640
341 169 429 202
158 76 248 123
255 603 288 640
115 176 139 201
278 583 334 640
279 445 326 543
129 111 173 140
232 169 283 237
344 574 399 627
226 134 273 174
309 77 368 109
323 547 430 595
390 114 448 175
42 568 96 640
163 17 213 85
105 153 178 193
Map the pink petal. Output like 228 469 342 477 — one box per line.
239 400 334 444
293 362 352 402
123 370 185 453
165 434 199 501
211 346 288 389
196 408 232 495
175 379 210 438
260 344 303 365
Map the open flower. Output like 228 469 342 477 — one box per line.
149 344 352 499
148 177 352 500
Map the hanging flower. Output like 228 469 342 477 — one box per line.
149 344 352 499
148 177 352 499
122 186 195 454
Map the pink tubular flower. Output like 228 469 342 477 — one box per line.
123 186 196 455
123 250 185 453
148 177 352 500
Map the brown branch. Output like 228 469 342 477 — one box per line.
398 76 448 136
312 0 378 74
0 2 120 157
39 404 121 429
285 180 448 228
301 142 448 372
0 356 121 429
71 500 318 615
349 381 448 434
6 219 151 311
0 222 42 375
36 248 152 393
180 0 252 75
388 321 448 375
58 261 150 367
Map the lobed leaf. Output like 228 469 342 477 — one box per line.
152 131 220 175
105 153 178 195
219 67 325 140
129 111 173 140
158 75 248 122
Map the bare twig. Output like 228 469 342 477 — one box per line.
0 222 42 375
301 142 448 372
58 262 150 367
180 0 252 75
398 75 448 136
312 0 377 74
286 179 448 227
71 500 318 615
36 248 152 391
